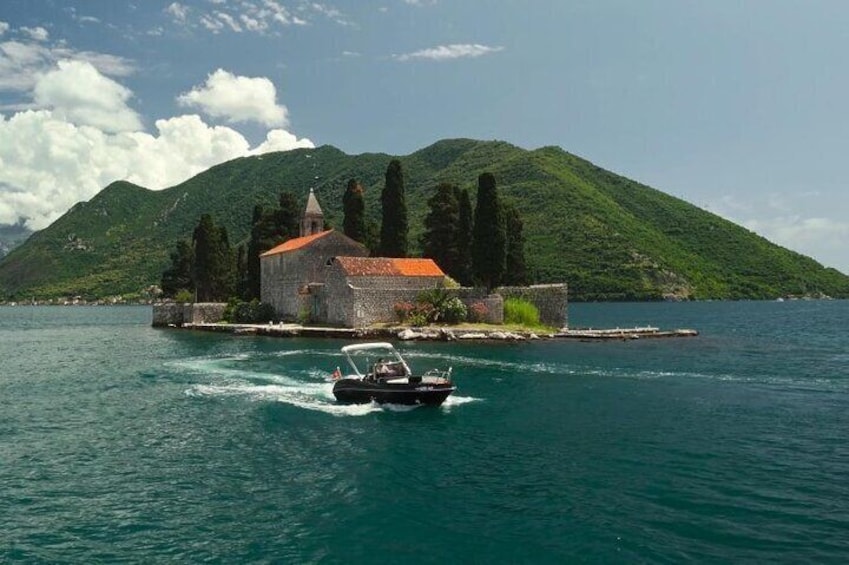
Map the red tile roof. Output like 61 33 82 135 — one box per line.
260 230 332 257
334 257 445 277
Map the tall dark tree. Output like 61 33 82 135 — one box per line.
245 192 301 300
502 202 528 286
455 187 474 286
471 172 506 291
160 239 194 298
235 243 249 299
276 191 301 240
245 205 267 300
377 159 408 257
342 178 366 243
193 214 234 302
421 183 461 280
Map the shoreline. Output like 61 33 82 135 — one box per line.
169 322 699 342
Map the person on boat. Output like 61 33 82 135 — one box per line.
374 358 392 380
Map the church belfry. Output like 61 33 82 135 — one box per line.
300 188 325 237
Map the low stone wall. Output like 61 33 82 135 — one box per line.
497 284 568 328
152 302 227 327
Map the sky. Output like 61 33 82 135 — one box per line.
0 0 847 274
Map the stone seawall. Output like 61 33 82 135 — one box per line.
152 302 227 327
497 284 568 328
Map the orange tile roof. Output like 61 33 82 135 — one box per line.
335 257 445 277
260 230 332 257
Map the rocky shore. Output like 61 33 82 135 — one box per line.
172 322 698 341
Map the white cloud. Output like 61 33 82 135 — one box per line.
167 0 310 33
0 37 134 94
33 60 142 132
707 195 849 274
394 43 504 62
0 110 314 230
166 2 189 23
21 26 49 42
0 60 313 230
177 69 289 127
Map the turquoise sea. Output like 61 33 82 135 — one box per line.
1 301 848 563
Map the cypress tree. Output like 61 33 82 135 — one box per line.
246 205 266 300
503 202 528 286
422 183 461 279
161 239 194 298
342 178 366 243
193 214 234 302
455 187 474 286
276 191 301 240
471 172 506 291
378 159 408 257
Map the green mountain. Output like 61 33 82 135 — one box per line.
1 139 847 301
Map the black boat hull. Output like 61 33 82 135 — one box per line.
332 379 455 406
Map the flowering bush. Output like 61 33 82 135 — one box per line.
468 301 489 323
394 301 415 322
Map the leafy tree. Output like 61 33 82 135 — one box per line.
377 159 408 257
471 172 506 291
342 178 366 242
421 183 461 279
160 239 194 298
455 186 474 286
503 201 528 285
193 214 234 302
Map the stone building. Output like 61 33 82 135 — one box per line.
260 190 447 326
260 189 568 329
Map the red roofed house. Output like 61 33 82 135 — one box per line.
259 189 447 327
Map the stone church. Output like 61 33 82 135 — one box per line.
260 189 447 327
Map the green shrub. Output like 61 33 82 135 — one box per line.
224 298 276 323
174 289 194 303
503 298 540 327
441 297 467 324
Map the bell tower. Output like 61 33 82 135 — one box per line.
300 188 324 237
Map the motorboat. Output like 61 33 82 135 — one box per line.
332 342 455 405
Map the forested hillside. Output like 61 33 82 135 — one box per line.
1 139 847 301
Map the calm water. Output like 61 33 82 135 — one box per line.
1 301 848 563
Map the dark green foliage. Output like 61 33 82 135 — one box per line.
2 139 848 301
223 298 276 323
503 201 528 286
192 214 234 302
421 183 461 279
472 172 506 291
160 239 194 298
455 187 474 286
378 159 408 257
275 192 301 240
235 244 249 300
343 178 366 243
245 192 300 299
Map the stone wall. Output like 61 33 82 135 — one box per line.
497 284 568 328
151 302 227 327
260 231 368 321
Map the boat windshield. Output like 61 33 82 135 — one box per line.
342 344 410 377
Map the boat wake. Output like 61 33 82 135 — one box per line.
172 353 479 416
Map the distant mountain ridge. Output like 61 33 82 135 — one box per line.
1 138 847 301
0 222 33 259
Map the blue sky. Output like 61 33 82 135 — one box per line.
0 0 847 273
